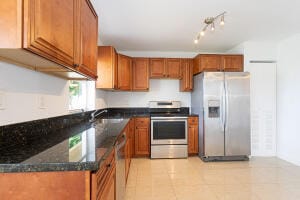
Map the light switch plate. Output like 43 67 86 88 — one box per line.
0 91 5 110
38 95 46 109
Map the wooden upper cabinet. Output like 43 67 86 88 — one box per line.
180 59 193 92
0 0 98 80
200 54 221 71
118 54 132 90
193 54 244 74
149 58 166 78
221 55 244 72
193 55 201 75
166 58 181 78
24 0 76 67
76 0 98 79
96 46 118 89
132 58 149 91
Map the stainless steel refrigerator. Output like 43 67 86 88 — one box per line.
191 72 250 161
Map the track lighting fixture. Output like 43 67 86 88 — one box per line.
194 12 226 43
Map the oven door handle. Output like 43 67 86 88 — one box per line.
150 117 188 120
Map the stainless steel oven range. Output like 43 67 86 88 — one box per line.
149 101 188 158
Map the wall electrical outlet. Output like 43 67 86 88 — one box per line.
38 95 46 109
0 91 6 110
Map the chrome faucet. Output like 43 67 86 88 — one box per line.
89 109 108 122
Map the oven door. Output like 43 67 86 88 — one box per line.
151 117 187 145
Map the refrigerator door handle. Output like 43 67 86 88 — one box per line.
221 86 226 131
224 79 229 131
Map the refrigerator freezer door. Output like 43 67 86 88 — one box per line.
203 72 225 156
224 72 251 156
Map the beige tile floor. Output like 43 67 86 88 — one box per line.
125 157 300 200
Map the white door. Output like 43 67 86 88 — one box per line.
247 63 277 156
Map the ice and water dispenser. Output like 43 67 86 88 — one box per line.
208 100 220 118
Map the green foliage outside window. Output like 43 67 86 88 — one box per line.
69 134 82 149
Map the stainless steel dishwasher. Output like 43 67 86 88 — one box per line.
115 132 126 200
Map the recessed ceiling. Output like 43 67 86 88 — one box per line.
90 0 300 52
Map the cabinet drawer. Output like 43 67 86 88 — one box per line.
135 118 150 127
188 117 198 125
95 150 115 189
92 149 115 200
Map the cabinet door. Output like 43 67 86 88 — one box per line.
149 58 166 78
188 117 199 154
24 0 76 67
193 55 201 75
134 118 150 156
129 119 135 157
166 58 181 78
180 59 193 91
96 46 118 89
200 55 221 71
221 55 244 72
132 58 149 91
99 165 116 200
77 0 98 79
188 125 199 154
118 54 132 90
135 126 150 156
125 138 130 182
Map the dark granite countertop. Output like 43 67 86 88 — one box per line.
0 118 129 173
0 107 196 173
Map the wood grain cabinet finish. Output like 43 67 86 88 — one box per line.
76 0 98 79
193 54 244 74
200 54 221 72
0 0 98 80
0 171 91 200
132 58 149 91
188 116 199 155
91 149 116 200
134 117 150 156
117 54 132 90
96 46 118 89
166 58 181 78
24 0 76 67
149 58 166 78
221 55 244 72
124 124 131 182
180 58 193 91
129 118 135 157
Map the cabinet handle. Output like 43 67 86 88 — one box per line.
107 163 111 168
73 64 79 68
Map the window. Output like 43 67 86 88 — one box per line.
69 80 95 111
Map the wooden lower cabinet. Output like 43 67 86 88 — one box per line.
91 149 116 200
0 171 91 200
188 116 199 155
134 117 150 156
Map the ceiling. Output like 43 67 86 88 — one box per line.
90 0 300 52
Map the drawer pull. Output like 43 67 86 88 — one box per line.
106 163 111 168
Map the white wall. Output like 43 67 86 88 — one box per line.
106 79 191 107
0 61 69 125
95 90 108 109
102 51 194 108
277 34 300 166
227 41 278 157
